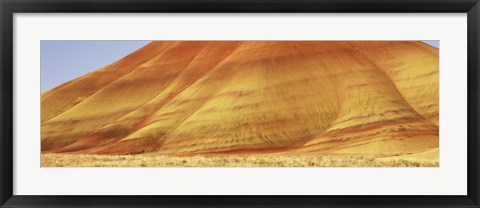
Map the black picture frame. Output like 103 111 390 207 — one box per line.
1 0 479 207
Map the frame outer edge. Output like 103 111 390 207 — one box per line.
467 1 479 206
0 0 14 207
0 0 3 206
468 1 480 206
477 3 480 205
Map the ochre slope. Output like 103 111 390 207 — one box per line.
352 42 439 125
41 41 439 157
41 42 175 122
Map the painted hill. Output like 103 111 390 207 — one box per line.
41 41 439 157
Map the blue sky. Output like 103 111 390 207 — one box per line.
422 40 439 48
41 40 151 92
41 40 439 93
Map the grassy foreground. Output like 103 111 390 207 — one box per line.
41 153 438 167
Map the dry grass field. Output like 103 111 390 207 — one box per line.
41 153 438 167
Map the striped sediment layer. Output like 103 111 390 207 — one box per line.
41 41 439 157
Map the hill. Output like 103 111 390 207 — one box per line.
41 41 439 160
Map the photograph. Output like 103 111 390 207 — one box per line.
40 41 439 167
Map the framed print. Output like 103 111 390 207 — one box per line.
1 0 479 207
